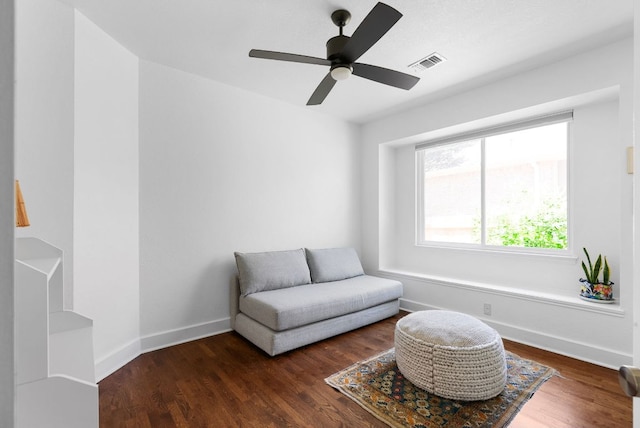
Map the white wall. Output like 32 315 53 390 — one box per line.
361 38 634 368
138 61 361 349
74 11 140 380
0 0 15 424
15 0 75 308
633 2 640 424
14 0 361 379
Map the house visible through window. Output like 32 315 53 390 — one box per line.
416 112 571 252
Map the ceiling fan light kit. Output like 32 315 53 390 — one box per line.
330 64 352 81
248 2 420 105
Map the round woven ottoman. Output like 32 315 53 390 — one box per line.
395 310 507 401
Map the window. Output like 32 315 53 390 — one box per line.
416 112 571 252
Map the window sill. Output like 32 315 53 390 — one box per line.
376 268 624 318
414 242 577 264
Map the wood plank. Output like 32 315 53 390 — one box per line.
99 312 632 427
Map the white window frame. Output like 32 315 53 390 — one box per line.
416 111 573 255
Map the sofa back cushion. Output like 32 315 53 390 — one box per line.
235 248 311 296
305 247 364 283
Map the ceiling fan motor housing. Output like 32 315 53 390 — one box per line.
327 35 353 80
326 35 350 63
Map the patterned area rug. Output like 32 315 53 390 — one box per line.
325 348 556 428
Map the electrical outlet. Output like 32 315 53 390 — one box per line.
483 303 492 316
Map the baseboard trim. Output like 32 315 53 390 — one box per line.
95 318 232 382
95 338 141 382
400 298 632 369
140 318 232 354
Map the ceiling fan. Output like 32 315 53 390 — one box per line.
249 2 420 105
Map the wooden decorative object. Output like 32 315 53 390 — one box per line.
15 180 30 227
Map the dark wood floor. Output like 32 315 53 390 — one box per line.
99 312 632 427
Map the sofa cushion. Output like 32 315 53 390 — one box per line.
305 247 364 283
239 275 402 331
235 248 311 296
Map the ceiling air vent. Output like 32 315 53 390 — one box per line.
409 52 447 72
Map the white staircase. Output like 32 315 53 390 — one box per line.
15 237 98 428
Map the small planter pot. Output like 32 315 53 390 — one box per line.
579 279 614 301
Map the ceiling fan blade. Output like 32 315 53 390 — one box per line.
340 3 402 63
307 73 337 105
249 49 331 66
352 63 419 90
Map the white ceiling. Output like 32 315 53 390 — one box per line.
61 0 633 124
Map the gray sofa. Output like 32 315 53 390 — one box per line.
231 247 403 356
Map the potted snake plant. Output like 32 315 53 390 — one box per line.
580 247 614 301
